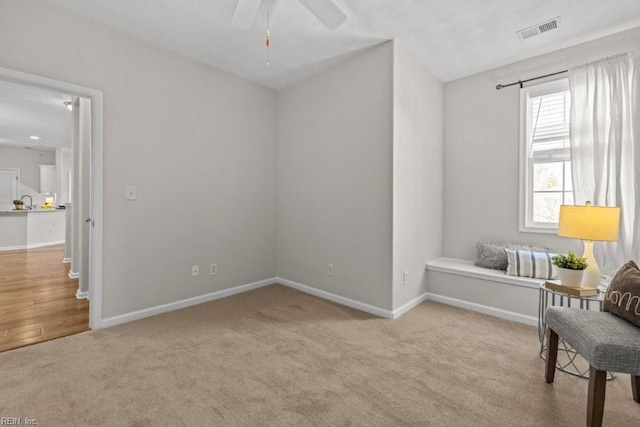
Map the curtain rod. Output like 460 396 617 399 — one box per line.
495 69 568 90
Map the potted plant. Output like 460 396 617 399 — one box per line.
12 199 24 210
551 251 588 286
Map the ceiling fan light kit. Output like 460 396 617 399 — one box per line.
231 0 347 71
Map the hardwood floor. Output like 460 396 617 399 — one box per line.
0 244 89 352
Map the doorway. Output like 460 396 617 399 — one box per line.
0 66 104 340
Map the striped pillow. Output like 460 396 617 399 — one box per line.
505 249 558 280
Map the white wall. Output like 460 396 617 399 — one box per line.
0 0 277 319
277 42 394 310
0 146 55 206
443 26 640 261
392 44 443 310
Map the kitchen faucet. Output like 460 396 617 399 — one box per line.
20 195 33 209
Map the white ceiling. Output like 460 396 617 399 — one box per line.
0 80 73 150
6 2 638 155
42 0 640 89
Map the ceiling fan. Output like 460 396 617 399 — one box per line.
231 0 347 30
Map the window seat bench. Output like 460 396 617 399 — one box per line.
425 257 542 326
426 257 542 289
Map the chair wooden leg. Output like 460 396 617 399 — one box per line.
587 366 606 427
545 328 559 383
632 375 640 403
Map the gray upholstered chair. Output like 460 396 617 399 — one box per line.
545 306 640 427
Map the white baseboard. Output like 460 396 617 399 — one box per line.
0 240 65 252
76 289 89 300
96 277 536 331
425 293 537 327
276 277 395 319
100 277 278 329
274 280 534 325
68 271 79 279
392 293 430 318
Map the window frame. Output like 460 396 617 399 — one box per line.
518 78 572 234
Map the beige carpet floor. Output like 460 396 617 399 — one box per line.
1 284 638 426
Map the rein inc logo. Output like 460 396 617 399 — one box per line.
0 417 38 425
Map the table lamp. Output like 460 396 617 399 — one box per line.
558 201 620 287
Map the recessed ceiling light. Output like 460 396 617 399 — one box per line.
29 136 40 140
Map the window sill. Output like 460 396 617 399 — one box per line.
519 224 558 235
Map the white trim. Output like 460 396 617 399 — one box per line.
519 78 571 233
425 293 538 327
88 90 103 330
277 277 395 319
426 257 542 289
100 278 277 328
0 66 105 331
0 245 29 252
0 240 66 252
76 289 89 300
392 292 429 318
0 167 20 210
518 83 529 233
68 271 79 279
63 257 71 263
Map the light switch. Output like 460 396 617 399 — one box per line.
125 185 137 200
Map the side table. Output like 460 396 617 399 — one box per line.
538 282 615 380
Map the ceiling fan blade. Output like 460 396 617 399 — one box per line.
297 0 347 30
231 0 263 29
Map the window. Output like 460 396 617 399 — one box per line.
519 79 573 233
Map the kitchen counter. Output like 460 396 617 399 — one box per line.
0 208 66 215
0 209 66 250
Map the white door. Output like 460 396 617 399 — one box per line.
0 168 19 211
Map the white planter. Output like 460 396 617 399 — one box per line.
557 267 584 286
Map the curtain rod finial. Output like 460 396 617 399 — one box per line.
496 84 504 90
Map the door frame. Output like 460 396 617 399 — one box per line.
0 168 20 211
0 66 104 330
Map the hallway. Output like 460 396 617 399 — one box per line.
0 244 89 352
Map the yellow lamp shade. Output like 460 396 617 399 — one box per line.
558 203 620 242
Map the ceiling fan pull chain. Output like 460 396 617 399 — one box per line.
265 11 271 70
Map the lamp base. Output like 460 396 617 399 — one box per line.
581 240 601 287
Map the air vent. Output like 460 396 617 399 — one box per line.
517 17 561 40
519 27 540 39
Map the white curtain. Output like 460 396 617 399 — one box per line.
569 52 640 273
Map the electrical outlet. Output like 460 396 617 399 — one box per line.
403 271 409 285
327 263 334 276
210 263 218 276
125 185 137 200
192 265 199 277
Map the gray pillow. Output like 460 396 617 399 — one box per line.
476 241 552 271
